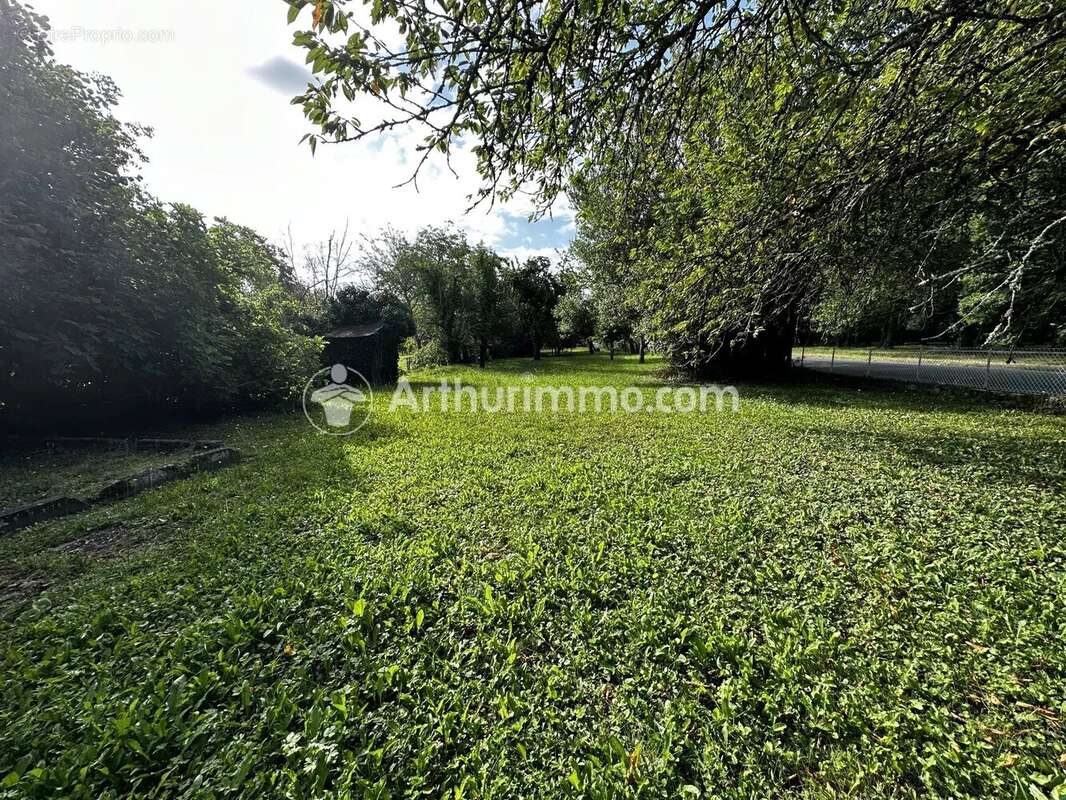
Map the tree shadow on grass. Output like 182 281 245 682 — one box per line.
0 415 408 614
796 420 1064 492
752 371 1055 417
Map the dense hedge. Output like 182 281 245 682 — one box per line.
0 3 321 432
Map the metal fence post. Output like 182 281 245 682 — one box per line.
830 345 837 373
866 348 872 377
800 343 805 366
915 346 923 381
984 351 992 390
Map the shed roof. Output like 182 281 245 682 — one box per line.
325 322 385 339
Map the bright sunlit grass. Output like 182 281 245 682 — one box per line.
1 355 1064 798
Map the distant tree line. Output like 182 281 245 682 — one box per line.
326 224 646 369
290 0 1066 375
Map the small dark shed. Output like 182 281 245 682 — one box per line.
322 322 400 384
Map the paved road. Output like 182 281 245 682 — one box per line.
800 356 1066 396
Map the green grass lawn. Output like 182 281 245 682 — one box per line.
1 355 1064 798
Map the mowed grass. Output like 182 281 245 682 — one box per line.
0 354 1064 799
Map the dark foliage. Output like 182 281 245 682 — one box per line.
0 2 320 432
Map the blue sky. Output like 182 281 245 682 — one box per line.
34 0 575 268
496 211 575 257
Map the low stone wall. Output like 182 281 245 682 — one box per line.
0 447 241 536
0 497 90 536
94 448 241 502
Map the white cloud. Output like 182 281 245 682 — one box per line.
34 0 573 260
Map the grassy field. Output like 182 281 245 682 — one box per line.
1 355 1064 798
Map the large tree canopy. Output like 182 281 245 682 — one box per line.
288 0 1066 373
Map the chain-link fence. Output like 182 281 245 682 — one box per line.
796 346 1066 396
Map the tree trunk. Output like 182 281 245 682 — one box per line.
478 338 488 369
587 338 594 354
694 314 795 379
445 336 461 364
638 336 646 363
609 343 615 360
533 333 542 360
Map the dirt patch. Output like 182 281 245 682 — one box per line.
0 525 150 610
49 524 142 557
0 570 51 607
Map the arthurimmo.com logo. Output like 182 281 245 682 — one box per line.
302 364 374 435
